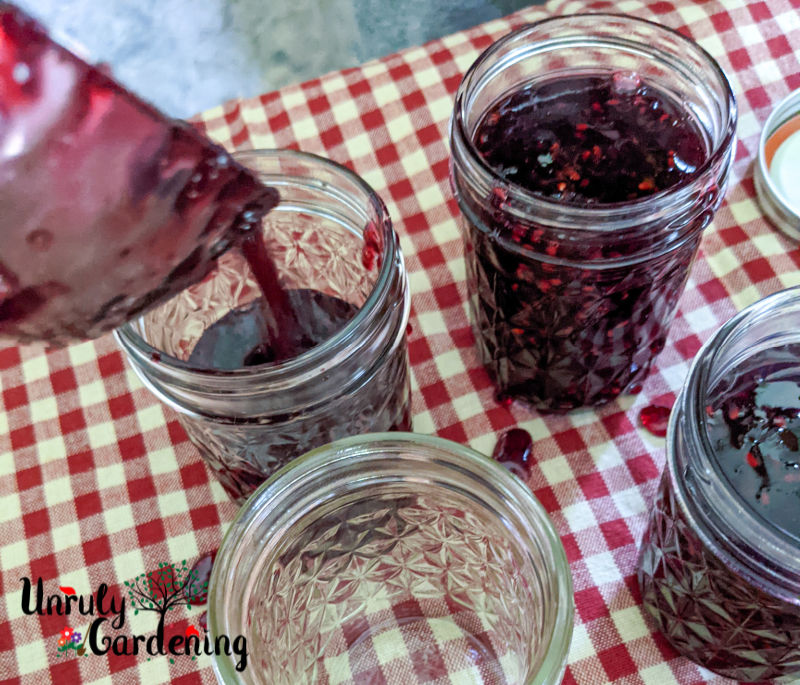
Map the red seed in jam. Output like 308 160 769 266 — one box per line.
639 404 671 437
492 427 533 478
464 73 711 411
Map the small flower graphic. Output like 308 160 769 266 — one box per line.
71 632 82 644
57 637 67 647
61 627 73 639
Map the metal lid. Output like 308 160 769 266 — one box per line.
755 88 800 239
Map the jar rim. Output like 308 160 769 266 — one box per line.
208 432 575 685
671 287 800 592
115 149 404 387
451 13 737 224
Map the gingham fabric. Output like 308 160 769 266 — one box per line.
2 0 800 682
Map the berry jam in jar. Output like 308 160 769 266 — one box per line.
116 151 411 502
450 15 736 411
638 288 800 681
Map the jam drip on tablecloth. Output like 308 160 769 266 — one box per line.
638 345 800 681
491 427 533 479
464 73 712 411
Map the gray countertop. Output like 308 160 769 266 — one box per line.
19 0 535 118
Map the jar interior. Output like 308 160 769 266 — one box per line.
461 18 730 158
242 484 552 684
700 305 800 547
131 160 380 365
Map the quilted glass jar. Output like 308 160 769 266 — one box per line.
638 288 800 681
449 14 736 411
116 150 411 502
209 433 574 685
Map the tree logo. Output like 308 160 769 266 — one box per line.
123 560 206 653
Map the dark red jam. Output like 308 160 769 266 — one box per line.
638 346 800 681
188 290 358 368
0 4 279 344
183 283 410 502
705 346 800 540
474 73 706 204
464 73 712 411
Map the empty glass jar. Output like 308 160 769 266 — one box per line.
116 150 411 502
209 433 574 685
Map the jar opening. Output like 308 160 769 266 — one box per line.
209 433 574 685
677 288 800 591
452 14 736 224
116 150 403 385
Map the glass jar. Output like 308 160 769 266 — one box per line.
638 287 800 681
450 15 736 411
0 4 279 346
209 433 574 685
115 150 411 503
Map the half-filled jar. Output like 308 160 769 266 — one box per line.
116 150 411 502
450 15 736 411
638 287 800 681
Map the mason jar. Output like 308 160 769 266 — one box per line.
450 14 736 411
116 150 411 502
209 433 574 685
638 287 800 681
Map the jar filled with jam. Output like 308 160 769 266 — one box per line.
638 287 800 681
450 15 736 411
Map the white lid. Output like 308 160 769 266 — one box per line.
755 89 800 240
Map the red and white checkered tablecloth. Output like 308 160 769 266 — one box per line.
2 0 800 682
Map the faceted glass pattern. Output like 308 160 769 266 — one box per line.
464 219 702 410
126 153 411 502
248 492 549 684
175 344 410 502
638 470 800 681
